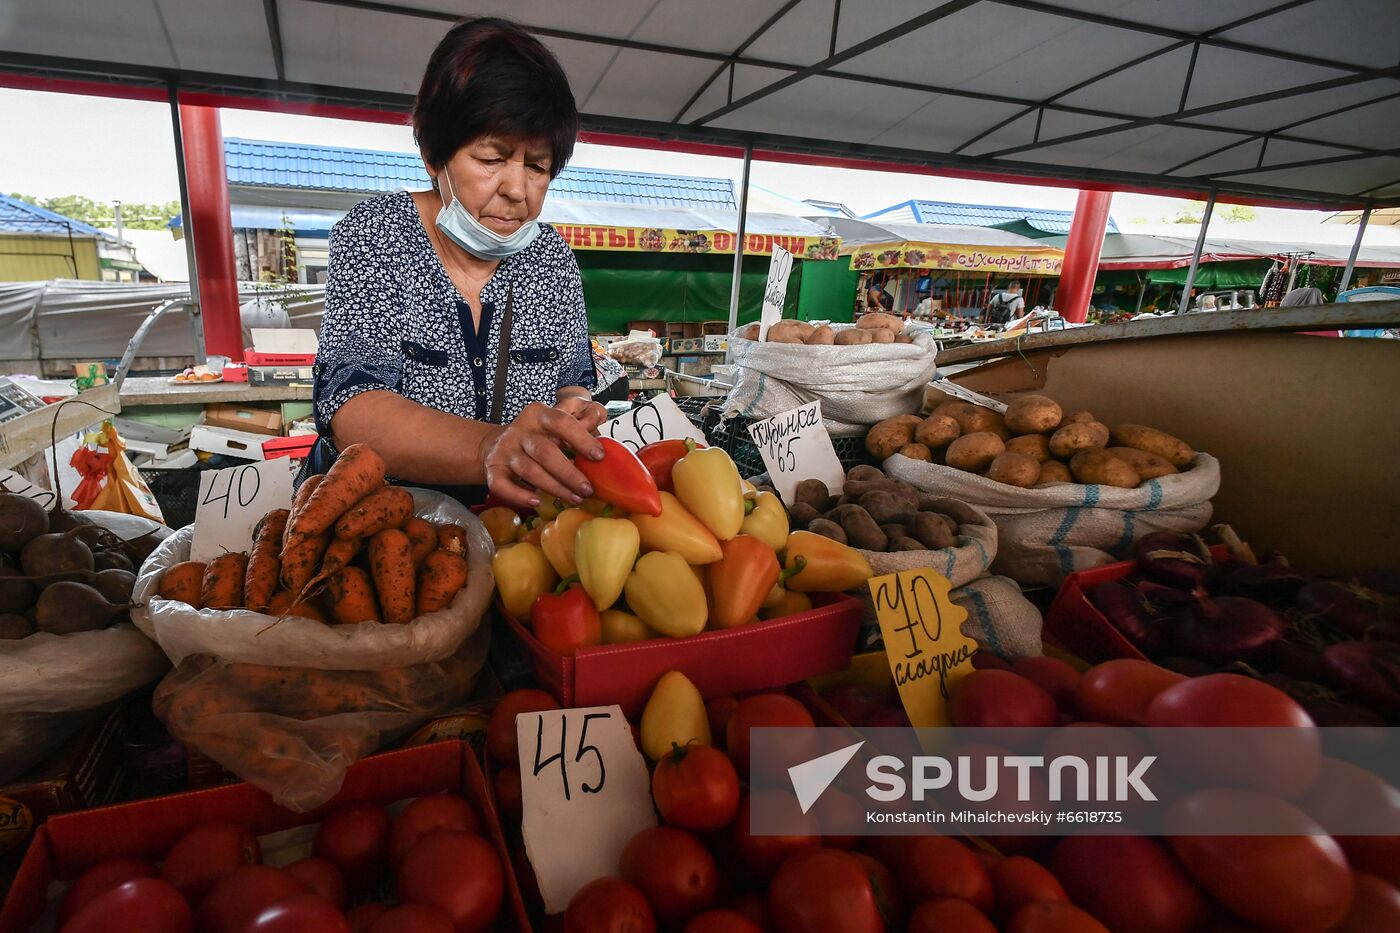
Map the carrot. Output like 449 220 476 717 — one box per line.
320 535 363 579
266 589 328 624
280 531 330 593
288 443 386 537
245 509 290 611
200 552 249 610
334 485 413 540
416 549 469 615
328 567 381 624
158 560 207 607
368 528 414 625
404 516 437 565
436 523 468 556
285 474 324 547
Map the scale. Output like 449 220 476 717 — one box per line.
0 377 48 425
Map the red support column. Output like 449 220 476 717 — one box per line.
1056 190 1113 324
179 103 243 360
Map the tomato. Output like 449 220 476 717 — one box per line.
285 857 347 910
991 856 1067 925
487 688 560 764
61 878 192 933
396 830 504 933
949 670 1058 728
728 892 773 931
865 708 910 728
1335 872 1400 932
652 744 740 831
768 848 883 933
1337 835 1400 888
907 898 995 933
313 803 391 886
345 903 389 933
366 903 457 933
1049 836 1206 933
1011 656 1080 714
1295 758 1400 886
620 826 720 926
563 878 656 933
725 694 814 776
246 893 349 932
684 909 764 933
819 683 888 727
59 857 154 925
1007 901 1111 933
897 838 992 914
494 765 524 822
971 649 1012 671
706 696 740 748
1074 659 1185 726
389 793 480 868
730 792 820 879
850 853 901 929
817 787 865 849
159 820 261 905
197 866 309 933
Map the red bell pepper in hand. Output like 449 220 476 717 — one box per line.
574 437 663 516
636 438 703 492
530 578 603 656
706 534 781 630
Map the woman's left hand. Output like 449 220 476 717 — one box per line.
555 394 608 431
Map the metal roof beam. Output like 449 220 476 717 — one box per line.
263 0 286 82
1207 147 1400 181
670 0 805 123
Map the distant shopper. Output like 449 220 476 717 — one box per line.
985 282 1025 325
865 281 894 313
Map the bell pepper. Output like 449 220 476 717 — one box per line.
478 506 523 547
741 479 759 500
492 542 558 619
672 447 745 541
519 516 545 545
629 492 723 565
535 497 566 522
783 531 874 593
540 508 595 578
624 551 708 638
762 588 812 620
575 437 662 517
601 608 653 644
530 578 602 655
637 438 701 492
740 491 789 552
706 534 781 630
575 517 640 610
761 560 809 609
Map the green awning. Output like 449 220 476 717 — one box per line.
1147 261 1270 288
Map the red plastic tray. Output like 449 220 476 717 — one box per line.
0 742 529 933
506 594 863 718
243 348 318 366
261 434 317 461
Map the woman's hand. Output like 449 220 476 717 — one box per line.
483 402 605 509
555 393 608 430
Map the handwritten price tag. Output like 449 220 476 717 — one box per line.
757 245 794 340
598 393 707 453
518 706 656 914
869 569 975 728
189 459 294 562
746 400 846 503
0 468 60 510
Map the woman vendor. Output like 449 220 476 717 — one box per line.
306 16 607 509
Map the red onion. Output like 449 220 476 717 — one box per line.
1134 532 1212 589
1298 581 1397 640
1085 580 1166 654
1213 557 1307 605
1299 696 1388 728
1322 641 1400 717
1355 567 1400 598
1169 595 1284 665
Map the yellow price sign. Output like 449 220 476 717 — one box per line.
868 569 976 727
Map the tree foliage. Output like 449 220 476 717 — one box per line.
6 192 180 230
1162 200 1256 225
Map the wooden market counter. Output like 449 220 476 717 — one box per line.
115 376 312 407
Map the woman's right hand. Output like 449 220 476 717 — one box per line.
483 402 606 509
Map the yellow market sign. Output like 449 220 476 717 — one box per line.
849 242 1064 274
554 225 841 260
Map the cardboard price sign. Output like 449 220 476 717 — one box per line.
0 468 59 510
518 706 656 914
757 245 794 340
189 459 295 562
599 393 708 453
869 569 975 728
746 400 846 503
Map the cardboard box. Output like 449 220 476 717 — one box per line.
204 403 282 436
221 363 249 383
261 434 317 461
243 328 319 366
189 424 269 460
248 365 314 387
702 335 729 352
0 742 529 933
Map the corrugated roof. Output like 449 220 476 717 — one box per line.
865 199 1119 237
0 193 107 238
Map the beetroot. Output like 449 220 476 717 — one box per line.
1322 641 1400 717
1134 532 1212 589
1169 595 1284 665
1085 581 1167 654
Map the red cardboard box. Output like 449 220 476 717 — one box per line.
0 742 528 933
261 434 317 461
507 594 862 717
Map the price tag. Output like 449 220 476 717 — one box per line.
599 393 708 453
189 459 294 562
757 245 794 341
0 469 60 510
518 706 656 914
869 569 976 728
746 400 845 503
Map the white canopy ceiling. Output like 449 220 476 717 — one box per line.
2 0 1398 208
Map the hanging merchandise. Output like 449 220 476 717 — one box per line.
1259 260 1288 305
70 421 165 522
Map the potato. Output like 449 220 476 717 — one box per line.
807 518 847 544
1006 434 1052 463
950 405 1004 437
805 325 835 345
858 490 912 526
1111 424 1194 467
1004 395 1063 435
845 477 919 509
832 506 886 551
911 512 955 550
898 443 932 461
944 432 1005 472
1059 410 1096 426
1049 421 1109 459
865 417 917 459
767 320 814 344
934 400 972 420
1070 449 1142 488
794 478 832 512
917 510 958 539
986 451 1040 488
788 502 819 528
1036 460 1074 485
887 536 925 552
834 329 874 346
914 414 960 449
736 322 760 340
1108 447 1178 480
894 334 914 344
879 523 907 541
869 329 896 344
847 464 884 484
856 312 903 332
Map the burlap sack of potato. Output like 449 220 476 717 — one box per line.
883 453 1221 587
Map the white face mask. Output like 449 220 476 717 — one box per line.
435 168 540 260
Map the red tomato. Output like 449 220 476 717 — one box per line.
312 804 390 887
907 898 995 933
366 904 457 933
285 858 347 910
494 765 523 822
1337 835 1400 888
487 688 561 764
396 830 504 933
684 909 764 933
59 857 154 925
620 826 721 926
1007 901 1111 933
564 878 656 933
865 708 911 728
159 820 261 905
246 893 349 933
61 878 192 933
197 866 309 933
949 670 1058 728
1011 656 1080 714
728 892 773 931
652 744 740 831
817 787 865 849
768 848 884 933
1295 758 1400 886
897 837 993 914
389 793 480 868
971 650 1012 671
706 697 740 748
1049 836 1206 933
819 683 888 727
1074 660 1185 726
850 853 901 929
730 792 820 879
345 904 389 933
726 694 814 776
991 856 1067 924
1335 872 1400 933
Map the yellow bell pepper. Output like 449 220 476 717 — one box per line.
741 479 759 500
762 588 812 619
540 508 594 578
624 551 708 638
783 531 874 593
740 491 789 551
672 447 745 541
575 517 640 610
534 497 566 522
601 608 654 644
478 506 522 547
640 670 710 760
629 492 723 565
491 542 558 619
579 497 621 517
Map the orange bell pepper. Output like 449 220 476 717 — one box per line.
707 534 781 630
629 492 723 565
575 437 662 516
540 508 594 577
575 517 640 610
783 531 873 593
672 447 745 541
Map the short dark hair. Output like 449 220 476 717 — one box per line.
413 17 578 178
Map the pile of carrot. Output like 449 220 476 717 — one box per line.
157 444 471 626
